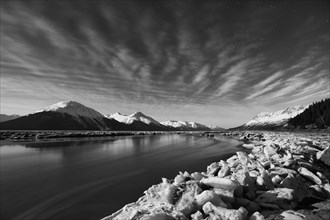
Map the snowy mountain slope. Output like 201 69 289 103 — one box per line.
105 112 161 125
242 105 307 129
34 101 108 129
35 101 104 119
0 101 217 131
161 120 211 131
0 101 131 130
161 120 190 128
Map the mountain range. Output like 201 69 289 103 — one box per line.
160 120 211 131
234 105 308 130
1 99 325 131
0 101 212 131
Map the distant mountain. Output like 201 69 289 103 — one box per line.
208 125 227 132
105 112 170 131
289 99 330 129
0 101 129 131
161 120 211 131
237 105 307 130
0 114 21 123
106 112 161 125
0 101 221 131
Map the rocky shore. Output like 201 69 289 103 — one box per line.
102 131 330 220
0 130 195 141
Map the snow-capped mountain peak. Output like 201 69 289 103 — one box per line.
244 105 307 128
130 111 144 117
106 112 128 122
208 125 226 131
36 101 104 118
160 120 210 130
128 112 161 125
105 111 160 125
161 120 189 128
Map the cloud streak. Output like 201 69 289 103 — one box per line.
1 0 329 127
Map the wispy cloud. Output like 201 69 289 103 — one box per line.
1 0 329 127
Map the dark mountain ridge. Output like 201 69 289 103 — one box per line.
288 99 330 129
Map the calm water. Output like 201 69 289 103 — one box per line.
0 134 242 220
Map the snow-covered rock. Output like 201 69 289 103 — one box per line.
105 112 161 125
242 105 307 129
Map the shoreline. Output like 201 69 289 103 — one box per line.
101 131 330 220
1 129 327 142
0 130 208 143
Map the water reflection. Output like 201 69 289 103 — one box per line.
0 134 242 220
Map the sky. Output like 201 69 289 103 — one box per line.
1 0 329 128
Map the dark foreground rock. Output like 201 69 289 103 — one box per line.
101 131 330 220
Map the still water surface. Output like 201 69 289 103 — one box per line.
0 134 242 220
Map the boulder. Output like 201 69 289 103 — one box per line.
233 198 260 214
280 174 310 202
269 167 297 178
190 211 203 220
316 146 330 166
191 172 205 181
242 143 255 149
249 211 265 220
195 190 227 208
233 169 257 200
298 167 322 185
174 172 186 185
264 144 277 158
252 145 263 154
300 137 313 144
321 183 330 198
227 155 240 168
207 162 221 174
200 177 239 190
297 161 318 173
249 170 260 178
257 167 274 190
207 213 222 220
202 202 244 220
237 151 250 166
271 175 282 186
255 188 296 209
279 210 305 220
144 181 177 204
218 161 230 178
238 207 248 220
175 181 201 216
213 188 235 203
176 192 197 217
